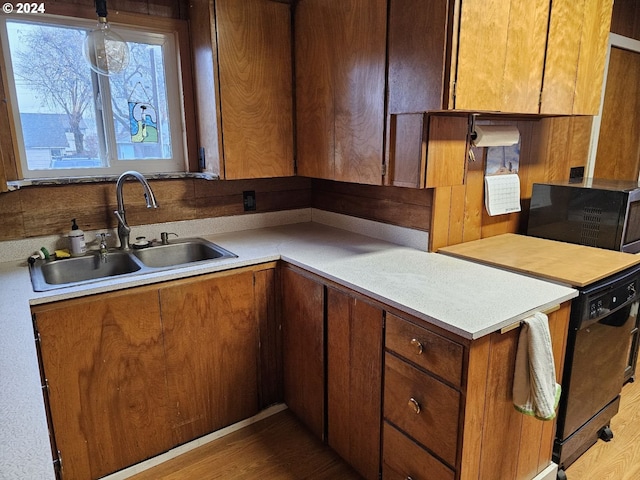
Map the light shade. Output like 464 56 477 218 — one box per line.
83 18 129 76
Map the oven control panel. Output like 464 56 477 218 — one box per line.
588 279 638 319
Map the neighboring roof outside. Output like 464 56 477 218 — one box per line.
19 113 81 149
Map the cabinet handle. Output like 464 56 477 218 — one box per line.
406 477 414 480
410 338 424 355
408 397 421 414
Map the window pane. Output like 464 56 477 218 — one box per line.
109 42 172 161
6 21 103 171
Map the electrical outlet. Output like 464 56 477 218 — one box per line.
243 191 256 211
569 166 585 183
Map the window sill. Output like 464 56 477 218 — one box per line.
6 172 219 190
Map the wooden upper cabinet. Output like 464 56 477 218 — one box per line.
295 0 387 185
454 0 550 113
387 0 613 115
541 0 614 115
190 0 294 179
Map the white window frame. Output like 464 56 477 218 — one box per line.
0 13 189 180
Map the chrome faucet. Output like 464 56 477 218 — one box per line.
114 171 158 250
97 232 110 262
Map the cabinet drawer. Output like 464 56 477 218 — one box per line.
382 422 455 480
385 313 464 387
384 353 460 466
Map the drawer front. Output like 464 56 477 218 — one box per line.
382 422 455 480
384 353 460 466
385 313 464 387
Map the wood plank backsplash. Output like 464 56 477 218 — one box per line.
0 176 433 241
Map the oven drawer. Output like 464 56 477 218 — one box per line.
385 313 464 387
382 422 455 480
383 353 460 466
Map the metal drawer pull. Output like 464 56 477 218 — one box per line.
406 477 414 480
410 338 424 355
408 397 421 414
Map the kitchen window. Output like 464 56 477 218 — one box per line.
0 14 188 180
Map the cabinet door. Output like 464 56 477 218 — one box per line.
327 287 383 480
454 0 549 113
160 270 259 445
33 290 172 480
542 0 613 115
295 0 386 185
281 265 325 438
216 0 294 179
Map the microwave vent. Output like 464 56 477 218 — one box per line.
580 207 602 246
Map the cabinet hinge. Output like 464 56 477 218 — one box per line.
381 162 387 177
42 378 49 393
539 89 543 108
53 451 62 477
198 147 206 171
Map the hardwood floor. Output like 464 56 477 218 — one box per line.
565 378 640 479
128 379 640 480
128 410 362 480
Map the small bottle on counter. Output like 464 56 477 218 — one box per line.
69 218 86 257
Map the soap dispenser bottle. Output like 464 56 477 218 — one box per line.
69 218 86 257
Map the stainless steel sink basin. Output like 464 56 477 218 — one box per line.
30 252 143 291
132 238 236 268
29 238 237 292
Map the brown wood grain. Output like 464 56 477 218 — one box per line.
425 116 468 188
311 178 432 233
384 353 461 467
382 422 455 480
295 0 386 185
594 47 640 181
128 411 362 480
387 0 452 113
610 0 640 40
33 288 173 480
387 114 425 188
327 288 383 480
160 270 259 445
254 267 283 409
216 0 294 179
385 313 464 388
439 233 640 287
281 265 325 439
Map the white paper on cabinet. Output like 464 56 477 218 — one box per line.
484 174 521 216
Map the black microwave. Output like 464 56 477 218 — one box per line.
527 179 640 253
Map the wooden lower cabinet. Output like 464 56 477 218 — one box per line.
281 265 325 439
32 265 278 480
327 287 383 480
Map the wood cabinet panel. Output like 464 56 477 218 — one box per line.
327 288 383 480
384 353 460 467
542 0 613 114
382 422 455 480
160 270 259 446
387 0 452 113
385 313 464 387
33 290 173 480
455 0 548 113
295 0 386 185
387 114 425 188
281 266 325 438
216 0 294 179
425 116 468 188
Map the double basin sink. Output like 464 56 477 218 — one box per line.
29 238 237 292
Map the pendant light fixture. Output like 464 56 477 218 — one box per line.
83 0 130 76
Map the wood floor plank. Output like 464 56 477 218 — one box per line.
565 378 640 479
128 411 362 480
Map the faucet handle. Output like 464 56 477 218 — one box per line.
160 232 178 245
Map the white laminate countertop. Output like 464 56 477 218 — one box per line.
0 216 577 480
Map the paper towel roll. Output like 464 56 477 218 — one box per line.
473 125 520 147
